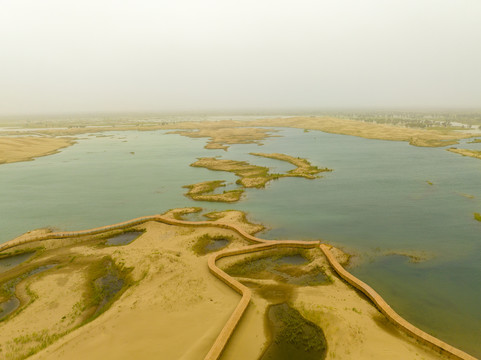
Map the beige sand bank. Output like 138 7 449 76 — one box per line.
1 216 249 360
447 148 481 160
0 137 75 164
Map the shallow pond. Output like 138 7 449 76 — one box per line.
0 127 480 356
0 252 34 274
0 297 20 320
0 264 56 320
93 273 124 317
226 253 328 286
204 238 229 252
106 231 143 246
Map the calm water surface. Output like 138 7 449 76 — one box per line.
1 128 480 356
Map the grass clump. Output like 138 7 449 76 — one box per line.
183 180 244 202
474 212 481 222
223 248 329 286
82 256 133 322
192 234 232 256
261 303 327 360
250 153 332 179
191 157 278 188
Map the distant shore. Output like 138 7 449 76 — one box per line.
1 115 476 166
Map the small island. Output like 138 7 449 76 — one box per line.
447 148 481 160
190 153 331 188
168 127 279 151
185 153 333 203
183 180 244 202
249 152 332 179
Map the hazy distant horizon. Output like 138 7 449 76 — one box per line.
3 107 481 123
1 0 480 115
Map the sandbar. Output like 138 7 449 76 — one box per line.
447 148 481 160
0 137 75 165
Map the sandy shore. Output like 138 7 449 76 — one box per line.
447 148 481 160
0 137 75 165
0 116 475 166
2 116 473 149
0 209 460 359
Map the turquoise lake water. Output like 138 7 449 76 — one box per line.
1 128 480 357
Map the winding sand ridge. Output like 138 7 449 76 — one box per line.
250 152 332 178
0 137 75 164
447 148 481 160
1 209 476 360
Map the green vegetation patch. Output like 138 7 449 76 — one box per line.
6 330 66 360
250 153 332 179
223 249 330 286
183 180 244 202
260 303 328 360
190 153 332 192
192 234 232 256
83 256 133 322
0 264 56 322
166 207 203 220
255 283 295 304
190 157 278 188
474 213 481 222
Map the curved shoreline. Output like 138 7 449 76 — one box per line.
0 215 476 360
0 137 76 165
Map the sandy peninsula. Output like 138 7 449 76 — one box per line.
0 137 75 165
447 148 481 160
0 208 467 360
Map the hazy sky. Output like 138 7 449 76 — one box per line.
1 0 480 114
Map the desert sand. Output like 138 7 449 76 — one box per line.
0 209 463 360
0 137 75 164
